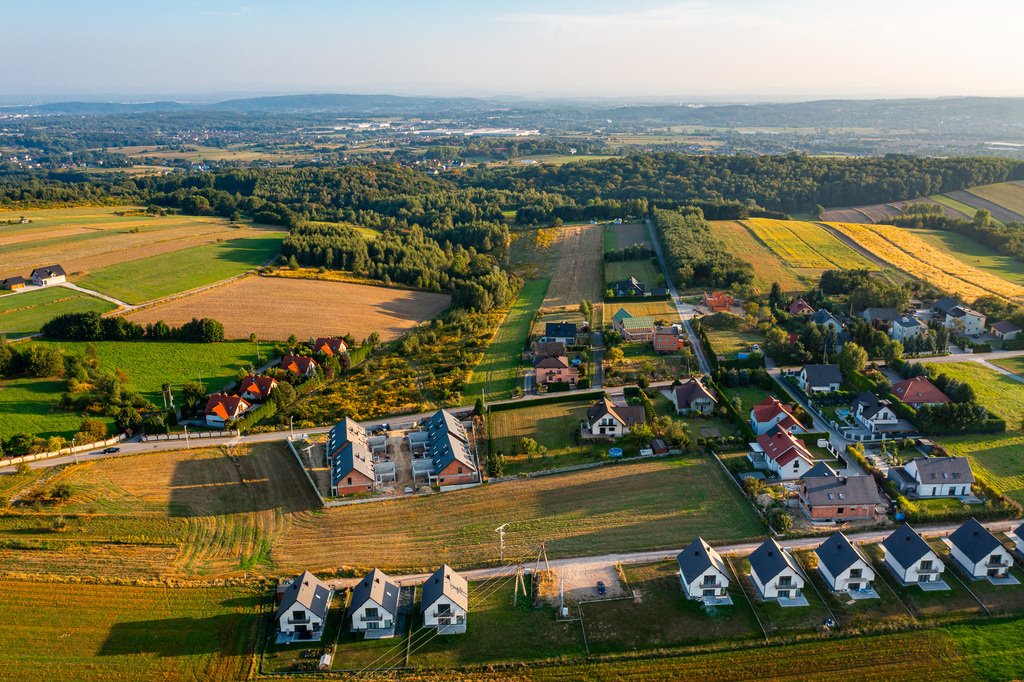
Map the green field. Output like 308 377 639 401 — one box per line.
710 220 805 293
0 287 116 338
745 218 876 271
928 194 993 223
0 580 260 681
969 182 1024 218
605 258 663 289
923 362 1024 424
488 398 611 474
36 339 262 407
75 234 285 303
909 229 1024 285
0 375 113 440
991 356 1024 377
464 279 549 401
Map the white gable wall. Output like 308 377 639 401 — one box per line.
683 566 730 599
949 544 1014 579
351 598 394 631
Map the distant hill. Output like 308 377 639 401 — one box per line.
209 92 493 114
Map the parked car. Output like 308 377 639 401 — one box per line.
596 581 606 596
102 447 120 454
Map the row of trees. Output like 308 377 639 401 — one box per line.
40 312 225 343
652 208 753 289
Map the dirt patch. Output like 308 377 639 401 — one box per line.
125 276 450 341
537 562 626 606
613 222 652 249
542 225 604 307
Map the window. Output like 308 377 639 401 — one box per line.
457 467 463 475
437 603 450 615
292 610 306 621
703 574 717 586
920 560 933 571
365 607 379 619
778 575 792 587
837 507 845 514
850 568 862 579
347 477 352 485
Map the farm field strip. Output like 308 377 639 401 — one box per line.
945 189 1022 225
541 224 604 307
0 286 116 338
928 194 988 222
827 222 1024 301
967 181 1024 220
710 220 804 292
907 228 1024 285
125 276 450 342
744 218 875 270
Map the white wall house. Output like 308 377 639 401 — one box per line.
815 532 876 595
797 365 842 394
749 397 805 436
677 537 731 603
748 539 805 601
946 518 1015 581
894 457 974 498
945 306 986 335
891 316 927 342
420 565 469 633
853 393 899 432
276 571 333 637
881 524 945 586
349 569 400 636
583 398 645 439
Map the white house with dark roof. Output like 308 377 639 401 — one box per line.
30 264 66 286
815 532 876 598
861 307 900 326
349 568 401 637
891 316 927 342
888 457 974 498
583 397 646 438
881 524 947 588
676 537 732 605
540 322 577 345
276 571 334 640
945 306 986 335
945 518 1016 583
748 538 806 605
797 364 842 394
809 309 844 334
670 377 716 416
853 392 898 432
421 565 469 633
991 320 1022 341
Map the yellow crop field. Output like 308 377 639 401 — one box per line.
744 218 876 271
827 222 1024 302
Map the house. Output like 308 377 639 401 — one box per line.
30 264 66 286
1 276 27 291
583 397 646 438
420 565 469 633
891 316 927 342
676 537 731 604
815 532 876 595
703 291 734 312
671 377 716 415
532 341 566 359
809 309 844 334
852 392 898 432
238 375 278 403
326 417 376 496
931 297 962 319
748 538 805 602
424 409 478 486
787 298 815 315
280 354 319 377
990 320 1022 341
861 307 900 326
349 569 400 635
749 428 815 480
611 307 633 325
799 467 883 522
204 393 250 428
614 276 646 297
891 377 949 408
881 523 946 586
945 518 1015 581
534 355 579 386
276 571 333 638
1012 522 1024 556
541 322 577 345
797 364 842 394
653 326 683 353
312 337 348 356
945 306 986 336
617 315 656 341
888 457 974 498
749 396 806 436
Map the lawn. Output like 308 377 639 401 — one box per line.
412 581 586 668
720 385 771 414
603 299 678 325
36 339 262 407
0 375 114 440
581 562 761 653
488 399 613 474
0 580 261 681
710 220 804 293
0 287 116 338
605 259 663 290
464 279 549 401
75 233 285 303
923 362 1024 424
991 355 1024 377
862 543 985 621
908 228 1024 285
703 326 762 357
730 556 834 635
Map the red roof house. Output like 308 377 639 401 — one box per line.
749 396 806 436
892 376 950 409
204 393 251 427
281 354 319 377
312 337 349 356
788 299 816 315
702 291 734 312
239 375 278 402
753 429 815 480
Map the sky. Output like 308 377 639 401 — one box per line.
3 0 1022 101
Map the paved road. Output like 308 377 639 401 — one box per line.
592 331 603 388
907 349 1024 365
58 281 130 308
643 218 712 374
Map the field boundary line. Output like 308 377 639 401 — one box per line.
937 547 992 617
725 555 769 643
286 438 326 508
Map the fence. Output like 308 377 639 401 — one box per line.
2 434 127 467
142 429 239 442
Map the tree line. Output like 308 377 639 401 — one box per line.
41 312 225 343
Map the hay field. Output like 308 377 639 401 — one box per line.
967 181 1024 220
0 206 273 281
908 229 1024 285
947 189 1024 225
125 276 450 341
542 224 604 307
744 218 876 272
710 220 803 292
0 286 116 338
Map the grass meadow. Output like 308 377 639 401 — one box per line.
0 376 114 440
488 399 611 473
0 287 116 338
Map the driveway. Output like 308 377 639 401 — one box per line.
592 331 603 388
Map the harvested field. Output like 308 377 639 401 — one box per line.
710 220 803 292
966 182 1024 221
125 276 450 341
948 189 1024 225
541 224 604 307
908 229 1024 285
820 207 874 223
0 205 278 281
611 222 652 249
853 203 903 223
0 286 116 338
929 194 984 221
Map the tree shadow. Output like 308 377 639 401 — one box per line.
99 613 256 658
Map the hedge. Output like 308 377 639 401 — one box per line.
487 390 604 413
236 401 277 434
603 294 672 303
708 376 756 440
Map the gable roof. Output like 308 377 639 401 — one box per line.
611 308 633 322
756 428 814 467
748 538 801 582
908 456 974 485
277 570 332 621
1 276 27 286
750 396 802 428
425 409 476 476
788 298 815 314
802 473 883 508
1013 522 1024 544
313 337 348 355
677 537 728 584
30 264 66 279
620 315 655 331
800 364 842 387
615 276 646 293
815 532 870 577
544 322 577 338
203 393 249 420
809 309 842 327
947 518 1004 563
586 397 646 429
893 316 926 330
327 417 374 486
420 564 469 613
350 568 400 616
533 341 566 358
932 296 961 316
991 320 1022 334
673 378 716 408
892 377 949 406
862 307 900 322
281 354 318 374
534 355 571 370
239 375 277 400
882 523 935 567
803 461 838 479
854 392 892 420
948 305 983 319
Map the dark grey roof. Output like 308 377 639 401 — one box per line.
1014 522 1024 544
948 305 983 319
426 409 476 476
854 392 891 420
862 307 900 322
809 309 842 327
803 462 837 479
277 570 332 621
676 537 728 584
801 364 842 387
31 264 66 278
350 568 400 616
615 276 646 295
651 287 669 296
544 322 577 339
815 532 870 577
328 417 374 488
909 456 974 485
748 538 800 582
991 320 1021 334
802 474 883 508
893 316 925 330
2 276 27 285
948 518 1003 563
420 564 469 613
673 378 716 408
533 341 565 358
882 523 934 568
932 297 961 316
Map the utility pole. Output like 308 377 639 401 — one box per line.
289 415 294 440
184 424 190 449
72 435 78 465
495 523 509 563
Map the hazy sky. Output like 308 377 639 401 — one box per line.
4 0 1022 100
